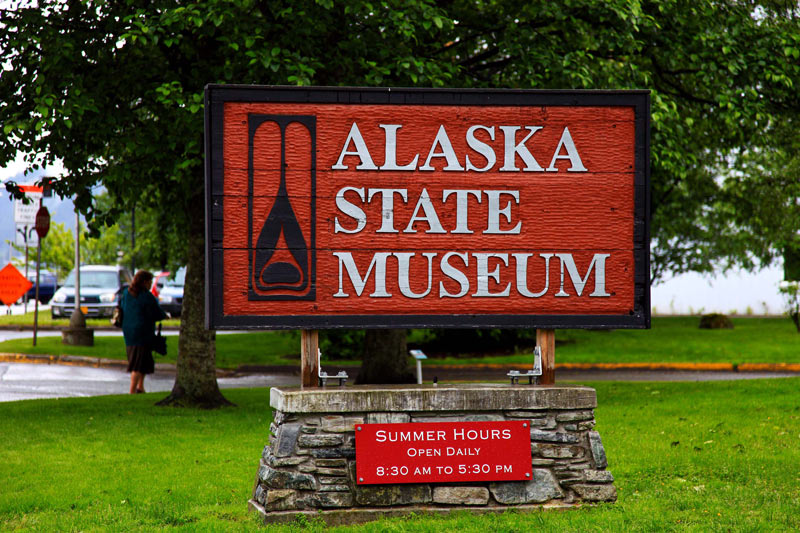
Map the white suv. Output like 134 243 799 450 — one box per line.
51 265 133 319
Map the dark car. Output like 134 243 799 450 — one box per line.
20 269 59 304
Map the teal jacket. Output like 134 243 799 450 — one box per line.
120 289 167 347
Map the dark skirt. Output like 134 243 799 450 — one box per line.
126 345 155 375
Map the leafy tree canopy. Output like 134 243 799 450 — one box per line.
2 0 798 279
2 0 799 393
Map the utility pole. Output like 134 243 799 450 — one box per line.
131 206 136 273
62 208 93 346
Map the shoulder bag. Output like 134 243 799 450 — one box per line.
151 323 167 355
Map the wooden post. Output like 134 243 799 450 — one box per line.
537 328 555 385
300 330 319 389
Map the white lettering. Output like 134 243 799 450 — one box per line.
500 126 544 171
473 253 510 297
333 252 391 297
419 125 464 171
404 189 446 233
330 251 612 300
546 127 587 172
442 189 482 234
465 125 496 171
484 190 521 234
367 188 408 233
514 253 553 298
396 253 435 299
330 123 587 173
379 124 419 171
555 253 610 297
334 187 366 234
331 122 377 170
439 252 469 298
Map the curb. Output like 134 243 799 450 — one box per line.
2 353 799 375
402 361 800 373
0 353 174 372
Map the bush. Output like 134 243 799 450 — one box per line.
411 328 538 358
319 329 366 360
698 313 734 329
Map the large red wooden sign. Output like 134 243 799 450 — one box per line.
205 86 650 329
354 421 532 485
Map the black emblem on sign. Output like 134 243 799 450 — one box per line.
248 114 316 300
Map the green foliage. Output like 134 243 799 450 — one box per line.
427 0 800 280
320 329 366 360
11 206 173 282
10 219 127 281
2 0 800 386
0 0 460 243
3 1 799 280
412 328 538 357
10 221 73 281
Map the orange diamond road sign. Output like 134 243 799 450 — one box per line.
0 263 33 306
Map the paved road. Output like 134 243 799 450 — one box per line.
2 311 797 401
0 362 298 402
1 360 796 403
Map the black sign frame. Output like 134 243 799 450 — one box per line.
205 85 650 330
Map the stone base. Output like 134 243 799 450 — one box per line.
62 327 94 346
253 384 615 525
249 499 578 526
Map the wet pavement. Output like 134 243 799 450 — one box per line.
0 362 298 402
2 308 797 402
1 359 796 403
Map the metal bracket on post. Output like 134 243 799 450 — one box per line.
409 349 428 384
507 346 543 385
318 348 348 387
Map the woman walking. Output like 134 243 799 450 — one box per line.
121 270 167 394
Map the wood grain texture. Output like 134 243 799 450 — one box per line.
222 248 634 315
537 329 556 385
301 330 319 389
213 99 642 322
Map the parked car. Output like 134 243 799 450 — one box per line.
158 267 185 317
50 265 133 319
19 269 59 304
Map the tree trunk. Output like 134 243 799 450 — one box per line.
356 329 415 384
157 194 232 409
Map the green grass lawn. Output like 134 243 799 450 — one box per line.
0 331 302 368
1 379 798 531
0 310 181 329
426 316 800 366
1 316 798 368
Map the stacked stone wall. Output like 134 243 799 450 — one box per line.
250 386 615 524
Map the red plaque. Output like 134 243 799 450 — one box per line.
0 263 33 306
355 421 532 485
